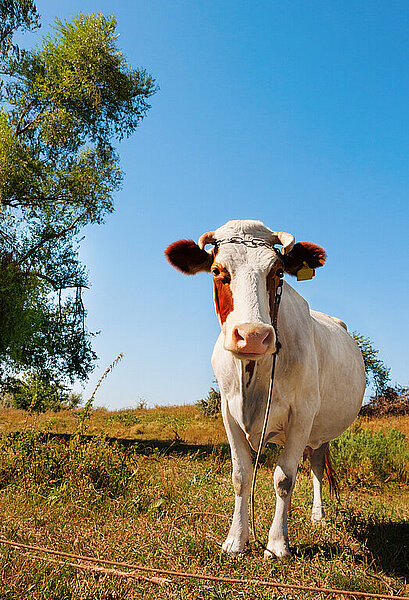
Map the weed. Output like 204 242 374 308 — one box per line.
107 412 141 426
331 425 409 486
197 387 221 418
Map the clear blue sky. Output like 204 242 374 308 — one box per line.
23 1 409 408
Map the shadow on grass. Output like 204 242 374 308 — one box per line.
8 430 232 458
295 542 351 561
347 517 409 579
298 516 408 579
8 431 282 464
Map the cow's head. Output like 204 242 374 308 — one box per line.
165 220 326 361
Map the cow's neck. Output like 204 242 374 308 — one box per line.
236 355 272 437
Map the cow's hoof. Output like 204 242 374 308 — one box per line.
264 541 291 560
221 536 246 557
311 514 327 526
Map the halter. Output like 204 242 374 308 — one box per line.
213 235 281 254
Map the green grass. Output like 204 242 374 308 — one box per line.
0 421 407 599
332 423 409 486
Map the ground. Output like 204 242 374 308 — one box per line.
0 406 407 599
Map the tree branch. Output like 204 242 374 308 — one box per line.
34 271 88 290
18 216 81 265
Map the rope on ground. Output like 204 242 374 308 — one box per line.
0 538 408 600
27 554 172 586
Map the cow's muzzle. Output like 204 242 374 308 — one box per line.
226 322 276 359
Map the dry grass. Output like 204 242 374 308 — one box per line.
360 414 409 438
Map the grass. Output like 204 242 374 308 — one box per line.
0 406 407 599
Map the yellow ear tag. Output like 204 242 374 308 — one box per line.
297 262 315 281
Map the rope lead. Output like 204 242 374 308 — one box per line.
250 276 283 553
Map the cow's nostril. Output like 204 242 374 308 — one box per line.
262 330 273 346
233 327 245 343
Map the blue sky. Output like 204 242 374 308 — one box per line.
22 1 408 408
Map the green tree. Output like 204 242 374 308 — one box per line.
0 11 157 397
351 332 390 396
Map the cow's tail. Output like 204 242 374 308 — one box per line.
324 444 340 501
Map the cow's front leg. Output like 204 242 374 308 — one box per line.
221 401 253 556
265 421 313 559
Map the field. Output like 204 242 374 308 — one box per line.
0 406 408 599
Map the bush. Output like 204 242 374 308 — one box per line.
331 425 409 486
0 431 136 500
197 386 221 417
360 385 409 417
0 374 81 412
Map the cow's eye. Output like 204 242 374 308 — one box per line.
212 267 220 277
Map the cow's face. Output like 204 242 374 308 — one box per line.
165 220 326 361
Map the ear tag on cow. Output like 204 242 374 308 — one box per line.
297 262 315 281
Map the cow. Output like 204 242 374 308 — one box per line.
165 219 365 559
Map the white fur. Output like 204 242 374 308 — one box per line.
209 220 365 558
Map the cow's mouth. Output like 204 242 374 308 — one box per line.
230 349 273 361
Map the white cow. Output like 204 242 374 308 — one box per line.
165 219 365 559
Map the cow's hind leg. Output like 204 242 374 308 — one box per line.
310 442 327 523
221 401 253 557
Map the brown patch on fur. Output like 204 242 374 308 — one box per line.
213 264 234 324
245 360 256 387
283 241 326 276
214 280 234 324
165 239 213 274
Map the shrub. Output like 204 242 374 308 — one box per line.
331 425 409 486
360 385 409 417
0 431 137 500
197 386 221 417
107 412 141 426
1 374 81 412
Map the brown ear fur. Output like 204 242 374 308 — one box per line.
165 239 213 274
282 242 326 276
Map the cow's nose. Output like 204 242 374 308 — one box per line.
232 323 274 355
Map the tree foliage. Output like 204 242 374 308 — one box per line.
351 332 390 396
0 9 157 399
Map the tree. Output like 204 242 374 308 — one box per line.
0 11 157 398
351 332 390 396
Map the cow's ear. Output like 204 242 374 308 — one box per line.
282 242 326 276
165 239 213 274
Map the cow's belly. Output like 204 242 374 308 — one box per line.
307 372 364 447
306 315 366 447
